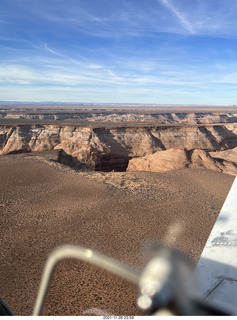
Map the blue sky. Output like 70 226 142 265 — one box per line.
1 0 237 104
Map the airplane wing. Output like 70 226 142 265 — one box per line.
195 176 237 313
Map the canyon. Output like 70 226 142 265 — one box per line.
0 108 237 175
1 108 237 125
1 106 237 315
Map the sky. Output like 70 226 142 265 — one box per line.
1 0 237 104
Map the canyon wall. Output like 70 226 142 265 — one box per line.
127 148 237 176
1 111 237 124
0 122 237 174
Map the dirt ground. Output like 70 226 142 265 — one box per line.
0 153 235 315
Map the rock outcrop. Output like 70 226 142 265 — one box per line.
127 148 237 176
127 148 190 172
210 147 237 163
58 150 92 171
190 149 221 171
0 122 236 174
1 110 237 125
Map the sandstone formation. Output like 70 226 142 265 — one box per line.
190 149 221 171
1 110 237 125
0 114 236 174
58 150 92 171
210 147 237 163
127 148 237 176
0 123 237 173
127 148 190 172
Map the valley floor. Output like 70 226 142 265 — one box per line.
0 153 234 315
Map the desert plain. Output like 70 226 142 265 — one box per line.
0 105 236 315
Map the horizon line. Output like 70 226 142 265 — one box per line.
0 101 236 107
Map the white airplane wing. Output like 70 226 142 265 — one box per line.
195 176 237 313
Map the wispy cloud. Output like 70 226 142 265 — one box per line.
3 0 237 39
1 80 235 105
1 0 237 104
43 43 91 66
158 0 195 34
44 44 60 57
2 56 237 90
157 0 237 37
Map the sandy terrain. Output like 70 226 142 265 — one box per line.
0 153 235 315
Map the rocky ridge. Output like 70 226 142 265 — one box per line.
0 119 237 175
1 110 237 124
1 110 237 174
127 148 237 176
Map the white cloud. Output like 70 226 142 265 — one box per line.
44 44 61 57
0 81 234 105
1 60 234 91
88 64 103 70
158 0 195 34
